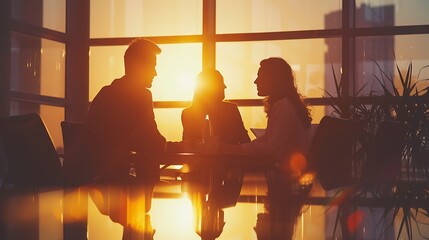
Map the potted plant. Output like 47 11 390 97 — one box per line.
371 61 429 239
323 61 429 239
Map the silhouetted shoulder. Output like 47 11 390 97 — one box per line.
217 101 241 114
182 105 205 122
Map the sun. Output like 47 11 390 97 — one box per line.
177 72 197 99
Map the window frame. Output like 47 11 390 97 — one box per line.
88 0 429 111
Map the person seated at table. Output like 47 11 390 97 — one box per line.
181 68 251 238
218 57 312 169
220 57 313 239
68 38 166 239
182 68 250 145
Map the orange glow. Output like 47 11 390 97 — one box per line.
288 152 308 176
127 191 150 232
181 164 191 173
63 188 88 223
347 210 364 234
299 172 315 186
88 188 105 210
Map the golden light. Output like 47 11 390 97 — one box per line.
176 72 197 98
149 193 200 239
179 193 197 228
151 43 202 101
63 188 89 223
181 164 191 174
299 172 315 186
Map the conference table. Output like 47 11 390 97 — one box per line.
129 144 429 240
132 150 276 169
128 146 312 240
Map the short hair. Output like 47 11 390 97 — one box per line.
196 68 225 88
124 38 161 72
193 68 226 103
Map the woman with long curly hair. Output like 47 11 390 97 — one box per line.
219 57 313 239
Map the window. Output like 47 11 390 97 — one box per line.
89 43 202 101
11 0 66 32
90 0 202 38
11 32 65 98
5 0 68 151
355 0 429 27
355 34 429 96
216 0 342 33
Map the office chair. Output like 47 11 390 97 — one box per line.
0 113 63 240
307 115 359 191
306 115 360 240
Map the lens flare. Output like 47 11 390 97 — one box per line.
298 172 315 186
288 152 308 176
347 210 364 234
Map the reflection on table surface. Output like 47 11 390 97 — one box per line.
130 147 315 240
0 147 334 240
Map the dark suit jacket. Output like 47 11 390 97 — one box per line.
70 75 166 184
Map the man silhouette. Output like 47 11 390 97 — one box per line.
70 38 166 239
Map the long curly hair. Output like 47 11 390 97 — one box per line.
260 57 312 129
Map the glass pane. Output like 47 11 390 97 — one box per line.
90 0 202 38
238 106 266 141
356 0 429 27
90 43 202 101
309 105 331 124
11 0 66 32
355 34 429 97
216 39 342 100
89 45 127 100
217 0 342 34
152 44 202 101
154 108 183 142
11 32 65 98
9 102 64 150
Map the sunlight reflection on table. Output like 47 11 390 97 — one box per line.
87 195 263 240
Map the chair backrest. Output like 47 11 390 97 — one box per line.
307 115 359 191
0 113 63 188
60 121 87 186
61 121 84 161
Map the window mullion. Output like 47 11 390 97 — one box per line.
203 0 216 69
